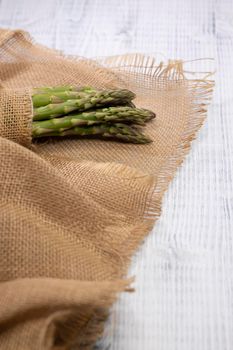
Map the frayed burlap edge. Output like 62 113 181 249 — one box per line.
92 54 215 268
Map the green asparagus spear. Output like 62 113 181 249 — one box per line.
33 89 136 121
32 106 155 136
33 91 93 108
33 123 152 144
32 87 97 107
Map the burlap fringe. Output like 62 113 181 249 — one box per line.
50 279 134 350
92 53 214 252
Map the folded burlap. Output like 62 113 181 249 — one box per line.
0 29 214 349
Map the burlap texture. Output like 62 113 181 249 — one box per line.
0 29 214 349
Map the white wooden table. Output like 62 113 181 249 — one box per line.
1 1 233 349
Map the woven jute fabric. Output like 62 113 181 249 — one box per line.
0 29 214 349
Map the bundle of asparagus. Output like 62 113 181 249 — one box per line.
32 86 155 144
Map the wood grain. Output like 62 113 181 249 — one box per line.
0 0 232 349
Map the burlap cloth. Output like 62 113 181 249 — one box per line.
0 29 214 349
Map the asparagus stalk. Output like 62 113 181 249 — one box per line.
33 90 136 109
33 123 152 144
33 89 136 121
33 91 93 108
32 87 97 107
32 106 155 136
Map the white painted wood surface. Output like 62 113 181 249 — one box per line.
1 0 232 349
